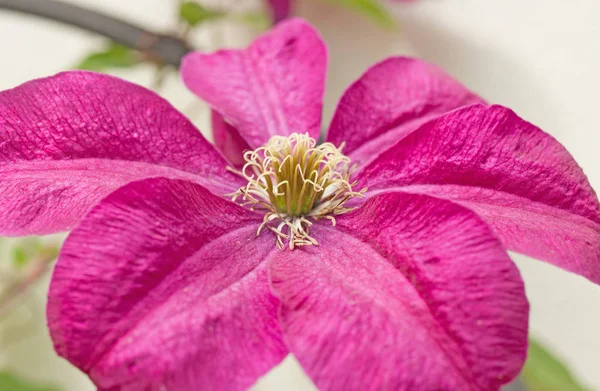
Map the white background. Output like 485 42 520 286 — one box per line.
1 0 599 390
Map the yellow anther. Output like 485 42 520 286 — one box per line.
228 133 366 249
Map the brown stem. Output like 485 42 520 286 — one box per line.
0 247 57 318
0 0 192 67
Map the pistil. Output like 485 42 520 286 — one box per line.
228 133 366 249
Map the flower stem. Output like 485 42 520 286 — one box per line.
0 0 191 67
0 246 57 318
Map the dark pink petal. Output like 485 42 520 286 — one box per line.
0 71 241 236
358 104 600 283
211 110 250 167
48 178 286 390
269 192 528 391
327 57 483 166
267 0 292 23
181 19 327 148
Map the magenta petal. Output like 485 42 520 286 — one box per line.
181 18 327 148
327 57 483 166
267 0 292 23
0 71 241 236
48 178 286 390
211 110 251 167
358 104 600 283
269 192 528 391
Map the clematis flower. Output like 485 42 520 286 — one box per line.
1 18 599 391
268 0 291 23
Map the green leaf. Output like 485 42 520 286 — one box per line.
0 372 61 391
521 339 590 391
326 0 395 28
75 43 139 72
11 246 28 269
233 12 271 31
9 237 54 270
179 2 226 27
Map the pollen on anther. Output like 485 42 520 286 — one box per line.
227 133 366 250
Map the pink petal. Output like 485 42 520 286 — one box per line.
181 19 327 148
267 0 292 23
327 57 483 166
211 110 251 167
269 192 528 391
48 178 286 390
358 104 600 283
0 71 241 236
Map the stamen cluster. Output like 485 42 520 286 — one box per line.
229 133 365 249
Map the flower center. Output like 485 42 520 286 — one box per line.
228 133 366 249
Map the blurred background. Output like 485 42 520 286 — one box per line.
1 0 599 390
